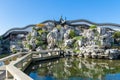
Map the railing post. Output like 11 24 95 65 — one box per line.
13 77 16 80
31 53 32 60
6 69 8 79
22 60 24 69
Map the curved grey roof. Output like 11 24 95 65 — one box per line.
2 24 36 38
2 19 120 38
68 19 120 27
40 19 120 27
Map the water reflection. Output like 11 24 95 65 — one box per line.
25 57 120 80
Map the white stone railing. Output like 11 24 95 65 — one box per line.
5 52 33 80
1 49 61 80
6 65 33 80
0 52 27 65
11 52 32 71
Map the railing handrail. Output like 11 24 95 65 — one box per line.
0 52 27 62
31 49 60 53
0 50 60 62
12 52 32 65
6 65 33 80
1 49 61 80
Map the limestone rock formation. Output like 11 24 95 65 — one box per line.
20 22 120 59
47 28 59 49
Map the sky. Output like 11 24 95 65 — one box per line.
0 0 120 35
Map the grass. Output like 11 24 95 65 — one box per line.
0 53 10 59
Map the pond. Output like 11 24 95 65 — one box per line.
25 57 120 80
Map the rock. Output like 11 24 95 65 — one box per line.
83 29 94 40
109 49 119 53
91 52 97 58
48 52 51 56
105 49 110 56
47 28 59 49
39 54 42 57
41 32 47 40
7 21 118 60
64 39 74 47
10 45 16 49
36 46 42 52
64 29 70 40
77 40 83 47
64 25 71 30
108 49 120 59
97 27 106 35
54 48 60 55
84 52 91 58
75 27 81 36
31 30 37 37
59 27 65 41
100 34 112 48
29 38 36 50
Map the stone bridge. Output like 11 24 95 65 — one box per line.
0 49 61 80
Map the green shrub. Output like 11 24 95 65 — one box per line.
26 44 32 49
27 34 31 41
36 36 41 40
73 49 81 53
94 40 101 46
69 30 76 38
111 46 120 49
113 31 120 38
94 31 99 36
38 30 44 35
0 53 10 59
12 49 17 54
73 36 84 40
11 48 17 54
35 40 43 47
73 41 78 48
17 41 22 45
32 27 36 30
0 36 2 40
42 45 47 49
38 30 48 35
90 25 97 29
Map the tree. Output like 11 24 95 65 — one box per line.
35 40 43 47
0 36 2 40
69 30 76 38
113 31 120 38
90 25 97 29
26 44 32 50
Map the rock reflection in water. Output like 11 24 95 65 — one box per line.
25 57 120 80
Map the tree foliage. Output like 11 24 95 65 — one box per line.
90 25 97 29
113 31 120 38
0 36 2 40
26 44 32 49
69 30 76 38
35 40 43 47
